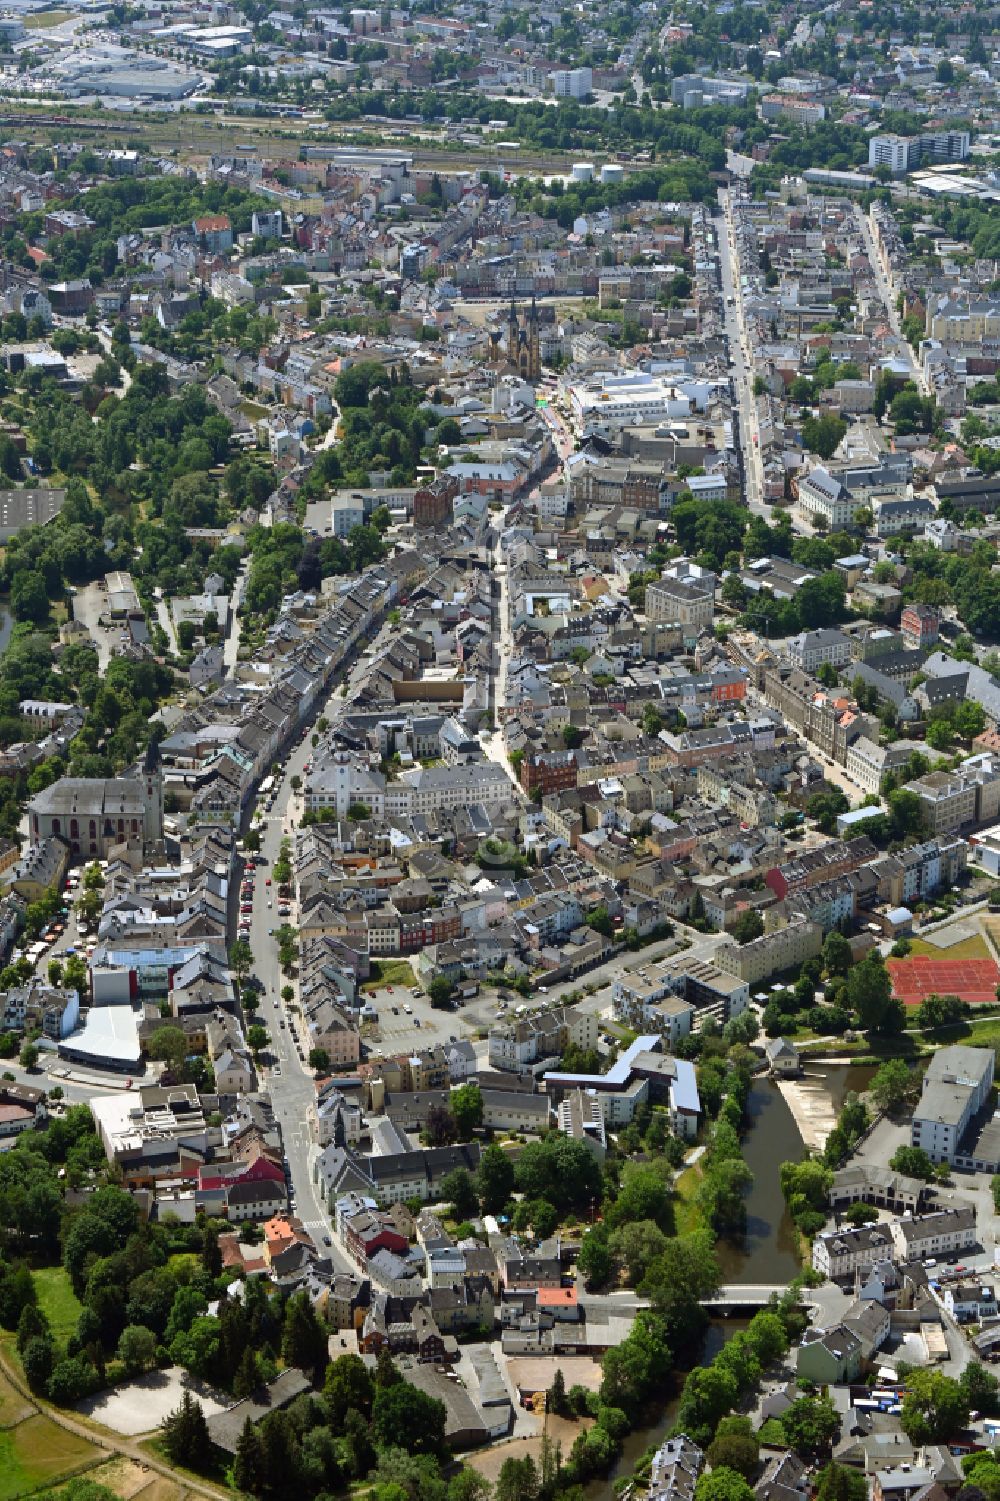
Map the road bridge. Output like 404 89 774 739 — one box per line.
701 1284 789 1311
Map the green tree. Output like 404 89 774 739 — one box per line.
147 1025 187 1075
440 1166 477 1219
600 1310 672 1411
325 1352 373 1424
577 1226 612 1290
373 1382 447 1457
706 1416 759 1478
161 1390 212 1470
732 909 764 945
640 1229 721 1346
848 953 903 1034
234 1415 266 1495
901 1370 970 1443
116 1324 157 1377
475 1142 515 1213
247 1024 268 1056
496 1455 539 1501
822 931 852 977
695 1465 756 1501
961 1361 1000 1417
871 1058 918 1113
10 570 50 624
428 977 453 1009
816 1463 869 1501
917 993 969 1031
607 1161 672 1231
782 1394 840 1457
889 1145 936 1181
780 1158 833 1233
802 413 847 460
610 1220 669 1284
281 1290 327 1377
547 1366 570 1417
47 1355 95 1406
677 1364 739 1444
229 939 253 991
514 1133 602 1212
22 1334 55 1393
450 1084 483 1140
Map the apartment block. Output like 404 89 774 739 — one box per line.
715 917 822 986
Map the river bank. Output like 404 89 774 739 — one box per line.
773 1062 878 1155
774 1073 839 1153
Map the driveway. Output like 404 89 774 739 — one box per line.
851 1113 911 1171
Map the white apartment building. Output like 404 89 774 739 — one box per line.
867 134 910 174
911 1045 994 1164
846 737 897 796
787 628 854 673
612 975 695 1044
552 66 592 97
812 1223 894 1280
488 1004 598 1070
645 577 715 629
868 130 970 175
891 1206 976 1263
797 467 854 529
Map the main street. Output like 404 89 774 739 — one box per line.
483 505 522 791
243 708 354 1275
717 191 769 521
855 204 929 396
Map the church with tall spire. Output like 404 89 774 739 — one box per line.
486 296 541 383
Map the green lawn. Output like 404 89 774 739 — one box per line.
0 1414 99 1499
673 1162 705 1235
364 959 417 990
908 934 991 960
32 1268 82 1345
23 8 72 24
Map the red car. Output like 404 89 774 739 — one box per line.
387 985 393 993
266 878 272 886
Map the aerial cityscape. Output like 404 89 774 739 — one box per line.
5 4 1000 1501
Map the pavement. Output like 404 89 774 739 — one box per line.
716 193 769 520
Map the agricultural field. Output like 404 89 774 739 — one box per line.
0 1412 100 1500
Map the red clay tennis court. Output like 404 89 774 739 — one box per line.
887 956 1000 1006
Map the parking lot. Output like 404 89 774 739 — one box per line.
70 581 121 673
364 985 477 1056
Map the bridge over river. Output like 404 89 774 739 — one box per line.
701 1284 789 1311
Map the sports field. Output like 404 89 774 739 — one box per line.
887 955 1000 1006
